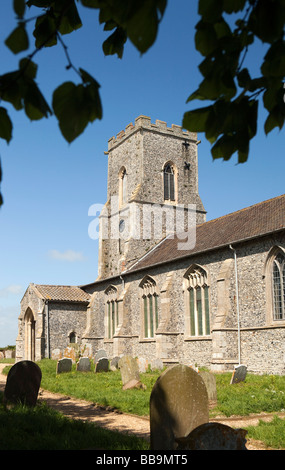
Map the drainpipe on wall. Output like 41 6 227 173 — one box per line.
229 245 241 365
45 301 50 359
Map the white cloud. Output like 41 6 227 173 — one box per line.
0 285 23 298
48 249 86 262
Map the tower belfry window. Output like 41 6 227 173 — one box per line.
164 164 175 201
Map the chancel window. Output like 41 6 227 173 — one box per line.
105 286 118 339
140 276 159 338
163 164 175 201
272 253 285 320
184 265 210 336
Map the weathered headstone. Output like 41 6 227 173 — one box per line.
150 358 164 371
51 348 62 360
176 423 248 450
76 357 91 372
230 364 247 384
118 355 140 386
63 346 77 363
199 371 217 405
57 357 72 374
95 357 109 373
150 364 209 450
94 349 108 364
4 360 42 407
110 356 120 371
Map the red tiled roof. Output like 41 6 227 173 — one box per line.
33 284 91 303
126 194 285 273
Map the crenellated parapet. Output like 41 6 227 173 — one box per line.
108 115 197 150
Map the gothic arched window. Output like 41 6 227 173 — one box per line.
105 285 118 339
272 252 285 320
140 276 159 339
184 265 210 337
163 163 175 201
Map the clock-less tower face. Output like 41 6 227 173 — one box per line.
97 116 206 279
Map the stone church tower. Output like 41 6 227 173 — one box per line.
98 115 206 279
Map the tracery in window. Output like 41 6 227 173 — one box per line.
140 276 159 338
272 252 285 320
184 265 210 336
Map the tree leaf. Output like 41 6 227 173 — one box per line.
183 106 212 132
13 0 26 19
102 27 127 58
0 107 13 143
57 1 82 35
24 81 52 120
195 20 218 56
52 79 102 143
5 24 29 54
33 14 57 48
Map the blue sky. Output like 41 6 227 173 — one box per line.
0 1 284 346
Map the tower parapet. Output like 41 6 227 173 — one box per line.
108 115 197 151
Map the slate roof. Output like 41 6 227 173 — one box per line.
125 194 285 273
33 284 91 303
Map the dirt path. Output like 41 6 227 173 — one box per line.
0 364 284 450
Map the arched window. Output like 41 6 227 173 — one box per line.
105 286 118 339
184 265 210 337
272 252 285 320
140 276 159 338
119 167 127 207
163 163 175 201
69 331 76 344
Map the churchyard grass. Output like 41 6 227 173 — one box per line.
2 361 285 449
0 391 148 450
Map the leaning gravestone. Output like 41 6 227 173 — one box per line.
150 364 209 450
118 355 142 389
4 360 42 407
57 358 72 374
110 356 120 371
199 371 217 406
175 422 248 450
230 364 247 384
95 357 109 373
76 357 91 372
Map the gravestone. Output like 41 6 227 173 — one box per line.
199 371 217 405
63 346 77 363
230 364 247 384
94 349 108 364
118 355 140 386
110 356 120 371
57 358 72 374
95 357 109 373
176 423 248 450
76 357 91 372
150 364 209 450
4 360 42 407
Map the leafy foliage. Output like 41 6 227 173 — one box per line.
0 0 284 206
183 0 285 163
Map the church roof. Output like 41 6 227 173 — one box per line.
125 194 285 273
33 284 91 303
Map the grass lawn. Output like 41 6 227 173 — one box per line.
1 359 285 449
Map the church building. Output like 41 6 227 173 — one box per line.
16 116 285 375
